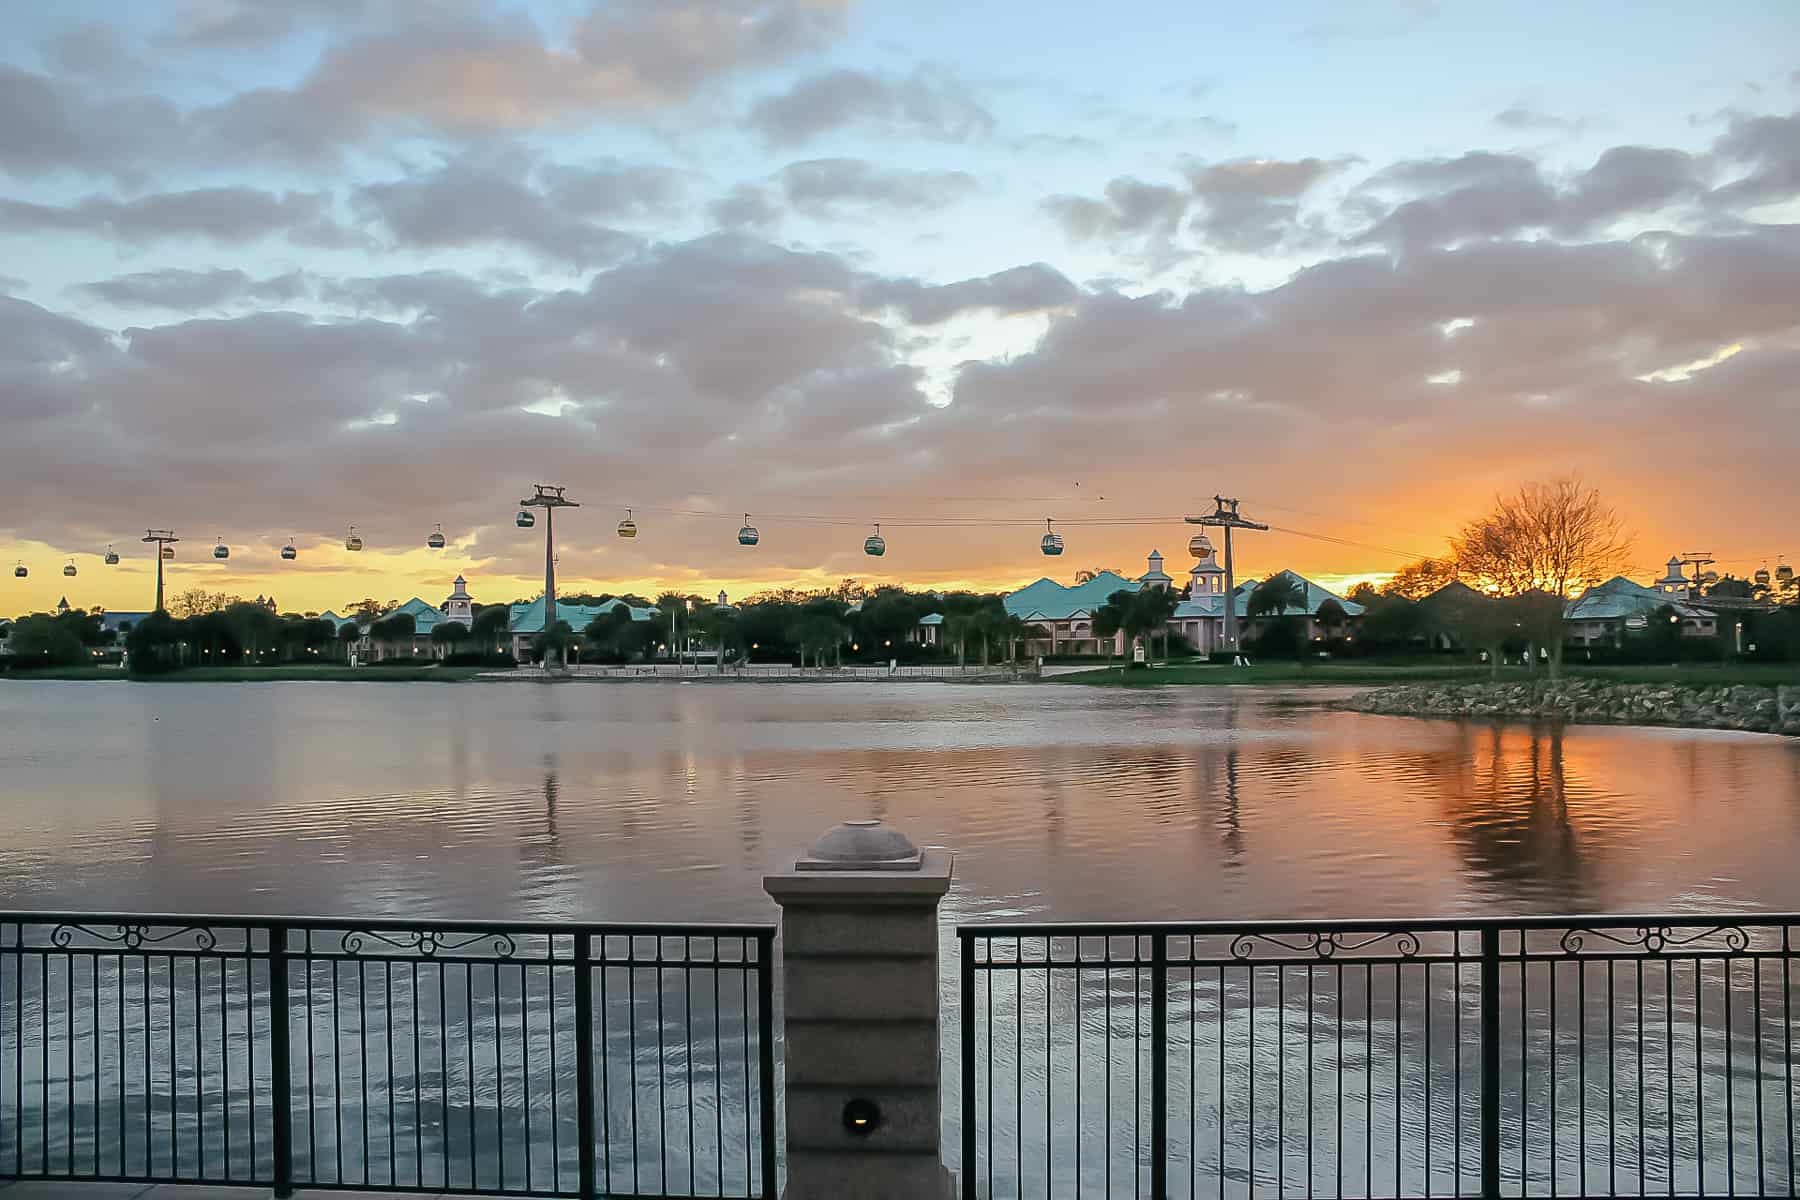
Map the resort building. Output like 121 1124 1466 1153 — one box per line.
1564 576 1717 645
356 575 481 660
504 595 658 662
1005 550 1364 657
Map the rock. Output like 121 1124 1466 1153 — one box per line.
1341 679 1793 737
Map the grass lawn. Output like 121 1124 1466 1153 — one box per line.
1052 660 1800 688
2 665 495 682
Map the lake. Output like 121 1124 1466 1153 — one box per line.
4 680 1798 1195
2 679 1797 922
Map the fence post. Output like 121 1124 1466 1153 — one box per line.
1150 935 1168 1200
269 923 294 1199
758 930 778 1200
763 820 956 1199
1479 926 1500 1200
574 931 596 1200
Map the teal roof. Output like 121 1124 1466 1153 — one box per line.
1564 576 1703 621
317 611 361 630
1005 572 1140 621
507 596 657 635
917 612 943 626
391 597 445 634
1232 572 1365 619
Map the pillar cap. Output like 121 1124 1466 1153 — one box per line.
797 819 922 872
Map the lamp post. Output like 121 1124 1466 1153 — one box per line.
1185 497 1267 665
518 485 578 668
141 530 179 613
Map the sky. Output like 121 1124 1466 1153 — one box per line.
2 0 1797 617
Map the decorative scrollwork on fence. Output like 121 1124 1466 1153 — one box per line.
332 927 520 959
47 923 223 953
1557 924 1752 956
1228 929 1423 961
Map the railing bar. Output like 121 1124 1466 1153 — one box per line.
1019 937 1026 1200
1278 963 1286 1200
1664 958 1673 1199
1754 956 1765 1197
1250 965 1256 1200
144 956 154 1178
1151 938 1168 1200
494 963 505 1192
218 957 229 1182
333 958 344 1186
270 926 293 1199
94 954 103 1179
1726 956 1735 1199
1394 962 1401 1200
1453 955 1461 1198
1609 959 1617 1197
602 947 615 1197
656 944 668 1197
522 964 533 1195
573 940 595 1200
411 962 423 1190
1423 961 1430 1200
1637 960 1645 1199
1684 957 1699 1200
1218 965 1226 1200
993 953 1000 1200
1784 925 1794 1200
464 964 476 1192
1579 959 1587 1198
1550 959 1558 1200
384 962 395 1188
360 961 371 1187
113 952 124 1178
437 962 449 1193
67 954 76 1177
1077 961 1084 1198
1187 961 1196 1200
1364 964 1371 1200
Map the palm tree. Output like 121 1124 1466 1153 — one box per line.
1091 602 1124 672
1122 587 1180 663
1247 574 1303 620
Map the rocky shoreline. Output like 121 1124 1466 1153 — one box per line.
1341 679 1800 737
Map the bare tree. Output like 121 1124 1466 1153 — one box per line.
1451 476 1632 678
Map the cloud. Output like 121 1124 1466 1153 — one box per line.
75 269 312 310
1348 146 1711 249
352 157 642 265
778 158 976 218
709 182 783 230
860 263 1078 325
1492 105 1585 135
43 21 152 84
0 66 183 179
1182 156 1349 250
745 65 994 146
1043 177 1188 242
1298 0 1438 43
537 160 684 220
1709 110 1800 208
159 0 377 48
0 187 357 247
3 222 1797 590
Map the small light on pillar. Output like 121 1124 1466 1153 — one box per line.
842 1098 881 1136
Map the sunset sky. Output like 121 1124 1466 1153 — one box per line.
2 0 1797 617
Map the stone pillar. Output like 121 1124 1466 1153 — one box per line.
763 820 956 1200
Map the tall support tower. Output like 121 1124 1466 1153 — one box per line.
141 530 179 613
1185 497 1268 664
519 485 579 667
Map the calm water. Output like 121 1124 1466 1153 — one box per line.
4 681 1799 1196
1 679 1798 921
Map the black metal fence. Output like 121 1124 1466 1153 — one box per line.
0 913 778 1198
961 915 1800 1198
